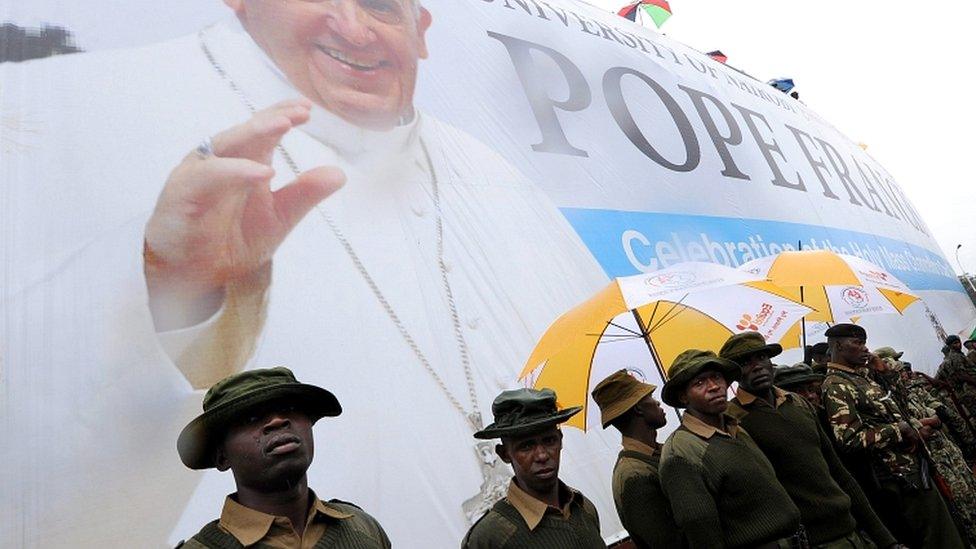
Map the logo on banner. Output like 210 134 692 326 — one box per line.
737 303 775 331
841 286 870 309
645 271 696 289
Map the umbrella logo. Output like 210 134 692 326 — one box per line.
737 303 775 331
645 271 696 289
737 314 759 331
841 286 870 309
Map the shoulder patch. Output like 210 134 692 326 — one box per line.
327 498 364 511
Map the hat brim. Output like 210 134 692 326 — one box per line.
776 373 825 387
725 343 783 362
662 358 741 408
473 406 582 439
178 383 341 470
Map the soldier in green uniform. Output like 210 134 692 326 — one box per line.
176 367 391 548
721 332 900 549
822 324 965 548
462 388 604 549
774 363 825 410
876 346 976 460
938 335 976 413
808 342 830 375
659 349 803 549
874 349 976 546
965 338 976 367
591 369 684 548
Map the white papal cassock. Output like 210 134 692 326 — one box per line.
0 20 622 548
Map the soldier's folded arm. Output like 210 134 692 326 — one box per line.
660 456 724 548
824 387 903 454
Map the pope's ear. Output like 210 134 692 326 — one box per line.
416 7 432 60
223 0 244 13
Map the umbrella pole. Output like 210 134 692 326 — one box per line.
800 285 807 350
632 309 668 382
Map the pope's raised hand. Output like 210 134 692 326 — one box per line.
144 99 345 331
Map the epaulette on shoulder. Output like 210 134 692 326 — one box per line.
328 498 364 511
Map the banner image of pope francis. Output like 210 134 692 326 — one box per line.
1 1 620 547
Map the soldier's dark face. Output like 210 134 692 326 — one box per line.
950 340 963 352
634 393 668 429
812 352 828 367
834 336 870 366
965 342 975 351
498 427 562 497
216 401 315 492
788 380 823 409
680 369 728 416
738 351 774 394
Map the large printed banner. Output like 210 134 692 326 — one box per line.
2 0 974 547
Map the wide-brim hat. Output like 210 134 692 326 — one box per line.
474 387 581 439
662 350 741 408
719 331 782 363
591 369 657 429
178 367 341 470
774 363 824 388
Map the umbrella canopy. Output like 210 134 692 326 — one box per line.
706 50 728 64
520 263 811 430
767 78 795 93
617 0 672 28
739 250 920 347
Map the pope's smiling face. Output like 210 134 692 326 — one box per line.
227 0 431 130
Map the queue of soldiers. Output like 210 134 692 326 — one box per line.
174 328 976 548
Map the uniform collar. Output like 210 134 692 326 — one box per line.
202 21 420 164
219 491 352 546
736 387 789 408
506 478 582 531
621 436 658 456
827 361 868 377
681 412 739 439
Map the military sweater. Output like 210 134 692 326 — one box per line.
611 437 685 549
727 388 896 547
660 413 800 549
178 492 390 549
462 479 604 549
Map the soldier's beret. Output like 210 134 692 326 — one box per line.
945 335 961 345
824 323 866 339
810 342 829 355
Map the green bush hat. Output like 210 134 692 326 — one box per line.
177 367 341 470
474 388 581 439
662 350 741 408
591 369 657 429
773 363 824 388
719 331 783 363
873 346 904 360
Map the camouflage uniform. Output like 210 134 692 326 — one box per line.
968 349 976 368
937 350 976 417
823 362 966 548
881 359 976 546
906 373 976 461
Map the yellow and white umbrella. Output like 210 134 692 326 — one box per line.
520 262 813 430
739 250 920 348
